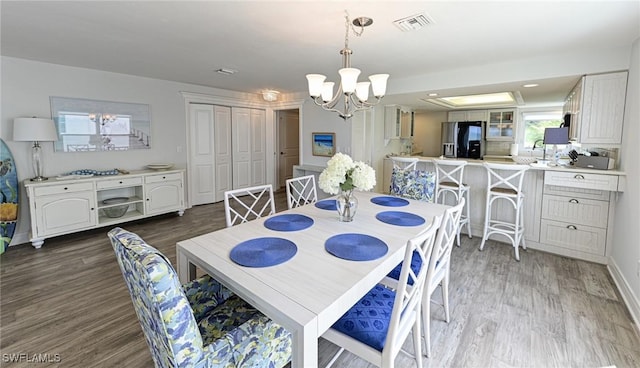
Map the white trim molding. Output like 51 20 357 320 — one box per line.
608 257 640 335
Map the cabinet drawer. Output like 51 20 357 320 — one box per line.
96 177 143 190
145 172 182 184
543 184 609 201
540 219 606 255
544 171 619 191
34 182 94 196
541 195 608 228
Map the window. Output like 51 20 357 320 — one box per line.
522 111 562 149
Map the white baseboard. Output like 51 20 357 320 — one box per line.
608 258 640 335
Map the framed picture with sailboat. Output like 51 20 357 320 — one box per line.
312 132 335 157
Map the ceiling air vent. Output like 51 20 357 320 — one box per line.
393 13 434 32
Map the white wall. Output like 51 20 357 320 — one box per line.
610 37 640 327
1 57 264 246
413 111 448 157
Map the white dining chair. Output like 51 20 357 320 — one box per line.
223 184 275 227
391 156 419 171
285 175 318 209
381 198 465 358
323 214 442 368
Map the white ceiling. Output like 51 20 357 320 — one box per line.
2 1 639 111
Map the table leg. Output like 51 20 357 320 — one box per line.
291 318 318 368
176 249 196 283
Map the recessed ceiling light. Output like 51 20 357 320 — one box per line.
215 68 237 75
440 92 515 107
522 83 539 88
428 93 438 97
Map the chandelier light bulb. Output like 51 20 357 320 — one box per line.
369 74 389 97
306 74 326 97
321 82 335 102
355 82 370 101
338 68 361 94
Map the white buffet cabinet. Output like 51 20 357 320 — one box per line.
382 157 625 264
24 169 185 248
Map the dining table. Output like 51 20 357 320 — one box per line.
176 190 450 368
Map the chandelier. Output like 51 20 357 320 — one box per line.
306 12 389 120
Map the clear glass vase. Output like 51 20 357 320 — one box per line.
336 189 358 222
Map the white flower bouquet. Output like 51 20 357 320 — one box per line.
318 153 376 195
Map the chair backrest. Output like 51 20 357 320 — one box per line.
434 159 467 188
108 227 205 368
391 156 419 171
224 184 276 227
285 175 318 209
426 198 465 292
484 163 529 195
385 215 442 356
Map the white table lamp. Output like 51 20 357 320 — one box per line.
13 117 58 181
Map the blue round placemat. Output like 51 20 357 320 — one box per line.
230 237 297 267
370 196 410 207
376 211 426 227
264 214 314 232
325 233 388 261
315 199 337 210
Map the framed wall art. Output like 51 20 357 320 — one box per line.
312 132 336 157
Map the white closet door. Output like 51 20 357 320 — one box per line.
188 104 215 206
214 106 232 202
232 107 251 189
250 109 266 186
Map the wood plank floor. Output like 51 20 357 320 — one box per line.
2 191 639 367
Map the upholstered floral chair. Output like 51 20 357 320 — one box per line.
108 227 292 368
389 167 436 202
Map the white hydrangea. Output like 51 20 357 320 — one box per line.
318 153 376 195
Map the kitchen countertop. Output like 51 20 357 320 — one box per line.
386 156 626 176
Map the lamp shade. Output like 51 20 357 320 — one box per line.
369 74 389 97
306 74 326 97
13 118 58 142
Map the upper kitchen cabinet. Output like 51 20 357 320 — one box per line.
384 105 414 139
448 110 487 122
569 71 628 145
486 109 515 141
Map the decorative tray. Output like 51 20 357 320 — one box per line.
146 163 174 170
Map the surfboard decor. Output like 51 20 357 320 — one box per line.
0 139 19 254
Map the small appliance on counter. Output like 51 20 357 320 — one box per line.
441 121 486 159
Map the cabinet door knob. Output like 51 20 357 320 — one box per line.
64 187 68 190
574 174 585 180
119 181 123 184
569 199 579 204
567 225 577 230
162 176 166 179
146 198 149 201
91 207 95 211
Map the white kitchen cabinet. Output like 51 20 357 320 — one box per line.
486 109 515 141
447 110 487 122
538 172 616 262
564 71 627 144
384 105 413 139
24 170 185 248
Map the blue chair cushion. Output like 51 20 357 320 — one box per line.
387 250 422 285
331 285 395 351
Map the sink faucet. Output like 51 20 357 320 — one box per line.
532 139 546 161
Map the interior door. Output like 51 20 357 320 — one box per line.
232 107 251 189
214 106 232 201
188 104 215 206
277 110 300 188
250 109 266 186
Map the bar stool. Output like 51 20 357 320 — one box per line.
480 162 530 261
433 159 471 247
